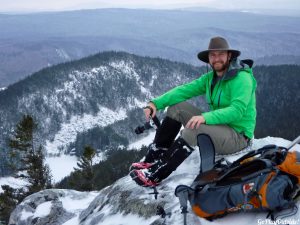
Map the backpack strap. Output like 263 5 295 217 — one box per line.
267 203 298 221
230 145 281 168
175 185 194 225
197 134 215 173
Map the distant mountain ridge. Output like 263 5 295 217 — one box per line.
1 8 300 86
0 51 299 176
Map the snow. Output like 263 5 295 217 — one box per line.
62 216 79 225
129 131 156 149
45 152 105 183
0 87 6 91
149 73 158 86
20 211 33 221
19 190 98 224
251 136 297 149
109 60 140 81
132 98 147 109
33 201 52 218
20 201 52 220
108 60 153 103
60 190 98 213
96 205 158 225
45 154 79 183
45 106 127 155
0 176 29 193
51 190 98 225
56 48 71 60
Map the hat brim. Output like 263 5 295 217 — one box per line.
197 49 241 63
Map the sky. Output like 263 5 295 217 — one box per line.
0 0 299 13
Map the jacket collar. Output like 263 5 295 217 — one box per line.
219 59 253 80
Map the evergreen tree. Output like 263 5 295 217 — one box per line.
0 115 52 224
0 185 17 224
74 145 96 191
26 146 52 194
9 115 37 173
56 146 147 191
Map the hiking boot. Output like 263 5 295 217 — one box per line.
129 143 166 172
130 160 162 173
148 137 194 183
143 117 182 163
129 169 159 187
129 116 182 183
144 143 168 163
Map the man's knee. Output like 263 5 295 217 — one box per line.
166 102 186 119
167 102 200 125
180 128 198 147
181 125 215 147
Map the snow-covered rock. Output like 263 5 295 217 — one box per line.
9 189 98 225
8 137 300 225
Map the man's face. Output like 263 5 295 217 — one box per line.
208 50 231 73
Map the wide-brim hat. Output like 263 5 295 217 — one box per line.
197 36 240 63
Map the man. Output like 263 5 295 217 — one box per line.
130 36 257 187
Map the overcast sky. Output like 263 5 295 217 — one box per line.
0 0 299 13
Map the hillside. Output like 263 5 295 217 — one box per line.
0 51 299 176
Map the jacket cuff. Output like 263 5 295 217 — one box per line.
202 112 212 124
150 99 161 110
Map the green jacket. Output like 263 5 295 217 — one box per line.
152 60 257 139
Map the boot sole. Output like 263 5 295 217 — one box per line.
129 170 147 186
129 170 158 187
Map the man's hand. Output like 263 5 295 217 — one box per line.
186 116 206 129
143 102 157 121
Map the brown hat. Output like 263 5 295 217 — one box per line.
197 36 240 63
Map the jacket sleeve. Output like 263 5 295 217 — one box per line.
202 71 254 124
152 74 208 110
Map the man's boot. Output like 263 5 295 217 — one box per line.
130 137 194 187
129 117 181 172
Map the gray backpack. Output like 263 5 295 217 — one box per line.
175 135 300 224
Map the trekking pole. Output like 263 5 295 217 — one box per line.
134 115 161 134
286 135 300 151
151 115 161 128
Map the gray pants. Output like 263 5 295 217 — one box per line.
167 102 248 154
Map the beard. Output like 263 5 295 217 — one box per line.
212 61 229 73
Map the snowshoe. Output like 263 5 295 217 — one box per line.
129 160 161 172
129 169 159 187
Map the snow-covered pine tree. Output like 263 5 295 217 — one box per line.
74 145 96 191
0 115 52 224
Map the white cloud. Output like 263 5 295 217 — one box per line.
0 0 299 12
208 0 300 10
0 0 211 12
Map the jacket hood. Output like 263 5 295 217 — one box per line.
222 59 254 80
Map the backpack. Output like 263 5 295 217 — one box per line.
175 135 300 224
